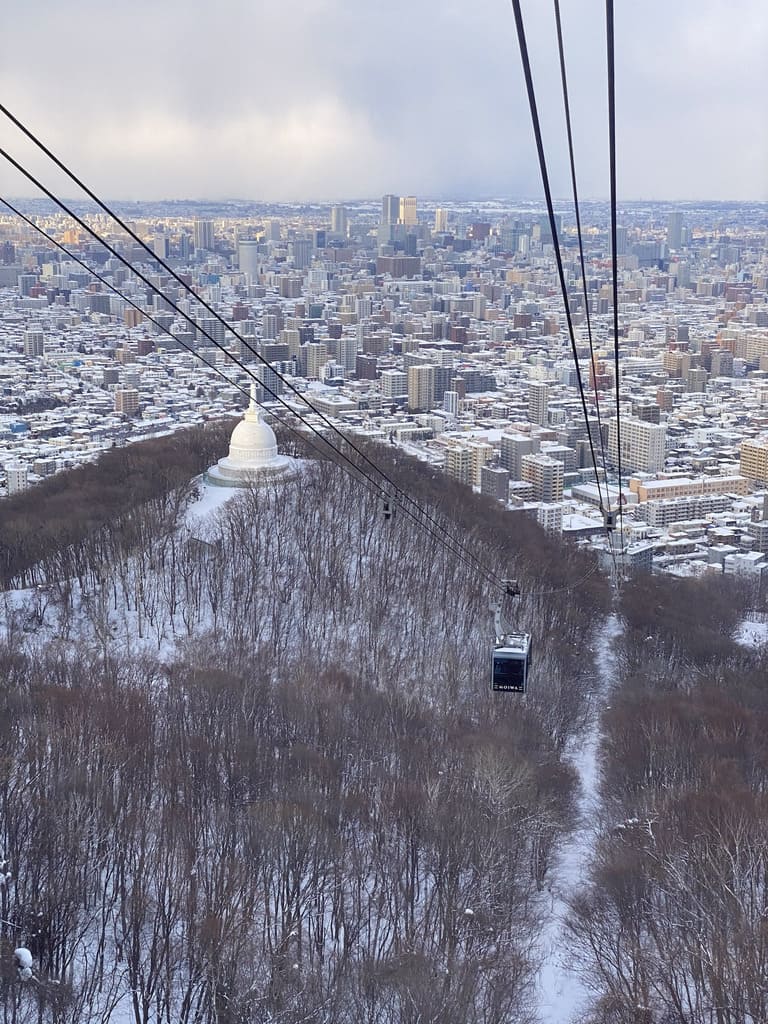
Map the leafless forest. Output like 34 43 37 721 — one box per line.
566 572 768 1023
0 423 765 1023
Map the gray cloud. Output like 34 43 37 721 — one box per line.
0 0 765 202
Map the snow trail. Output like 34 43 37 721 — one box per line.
536 612 622 1022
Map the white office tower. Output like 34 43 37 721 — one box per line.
5 463 29 494
609 417 666 474
380 369 408 400
528 381 550 426
443 390 459 417
434 208 448 233
238 240 261 282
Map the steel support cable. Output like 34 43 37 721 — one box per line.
508 0 608 516
0 103 505 588
531 561 599 598
0 185 502 592
606 0 626 560
509 0 618 580
552 0 611 503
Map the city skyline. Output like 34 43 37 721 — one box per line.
1 0 766 204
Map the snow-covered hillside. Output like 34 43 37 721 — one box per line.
0 462 607 1024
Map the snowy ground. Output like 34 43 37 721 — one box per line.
536 613 623 1023
184 476 241 527
734 617 768 648
3 478 624 1020
1 478 238 661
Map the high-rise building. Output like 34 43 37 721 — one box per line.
290 239 313 270
612 225 628 255
197 316 227 345
152 312 174 338
740 437 768 485
656 387 675 411
443 390 459 417
5 463 29 495
481 465 510 502
609 417 666 474
237 326 258 361
23 328 45 357
686 367 708 393
114 388 140 415
152 232 169 259
631 401 661 424
193 219 214 251
542 444 577 472
330 205 348 236
380 368 408 400
528 381 550 426
238 240 261 280
381 194 400 225
468 442 494 487
444 442 493 487
399 196 417 227
356 354 378 380
537 504 563 534
255 363 284 401
500 432 540 479
263 314 281 340
407 363 435 412
434 208 448 233
536 213 561 245
710 350 734 377
666 211 684 250
18 274 38 297
306 342 328 379
433 365 454 403
337 336 358 372
445 445 473 486
279 327 300 359
521 454 564 502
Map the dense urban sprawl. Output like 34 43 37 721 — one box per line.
1 195 767 580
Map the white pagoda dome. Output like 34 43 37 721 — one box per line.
206 385 297 487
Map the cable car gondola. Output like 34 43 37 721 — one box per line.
490 580 531 694
492 632 532 694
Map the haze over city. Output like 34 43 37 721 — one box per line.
1 0 767 202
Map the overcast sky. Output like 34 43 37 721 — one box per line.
1 0 766 203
